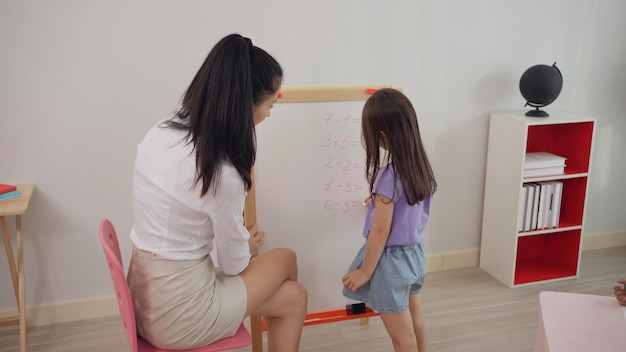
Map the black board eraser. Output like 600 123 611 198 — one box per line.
346 303 367 315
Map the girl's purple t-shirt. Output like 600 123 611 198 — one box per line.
362 164 432 246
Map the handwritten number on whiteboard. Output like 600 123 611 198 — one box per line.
324 156 333 168
340 136 350 149
324 181 360 193
322 111 364 212
322 135 331 147
323 135 357 149
324 156 356 171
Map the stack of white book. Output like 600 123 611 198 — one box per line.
524 152 566 178
517 181 563 232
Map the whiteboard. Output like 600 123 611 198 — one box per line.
253 86 388 313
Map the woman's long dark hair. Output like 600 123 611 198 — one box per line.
165 34 282 196
361 88 437 204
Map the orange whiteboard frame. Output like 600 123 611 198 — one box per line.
243 84 394 352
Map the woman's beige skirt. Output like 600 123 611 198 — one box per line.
127 247 247 349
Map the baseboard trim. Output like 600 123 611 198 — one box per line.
582 230 626 250
5 230 624 328
0 295 118 328
426 230 626 272
426 248 480 272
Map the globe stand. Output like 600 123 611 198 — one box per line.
525 106 549 117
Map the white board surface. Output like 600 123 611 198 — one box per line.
255 100 370 313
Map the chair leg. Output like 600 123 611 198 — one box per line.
251 316 264 352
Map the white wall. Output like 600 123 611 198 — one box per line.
0 0 624 310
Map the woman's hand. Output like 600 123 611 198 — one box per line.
614 279 626 306
248 225 265 258
342 268 371 292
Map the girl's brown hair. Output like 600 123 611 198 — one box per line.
361 88 437 204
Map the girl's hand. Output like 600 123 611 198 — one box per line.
247 225 265 258
342 269 371 292
614 279 626 306
362 196 372 208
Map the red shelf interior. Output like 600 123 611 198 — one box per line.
261 307 379 331
514 230 581 285
526 122 594 173
559 177 587 225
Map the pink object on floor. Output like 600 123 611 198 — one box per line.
534 291 626 352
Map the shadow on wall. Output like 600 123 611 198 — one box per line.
427 114 489 254
470 69 520 113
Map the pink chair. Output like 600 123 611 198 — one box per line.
99 219 252 352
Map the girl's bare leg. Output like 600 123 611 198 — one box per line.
379 309 418 352
409 293 427 351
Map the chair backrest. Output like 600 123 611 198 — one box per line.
99 219 138 352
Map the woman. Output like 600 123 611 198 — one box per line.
127 33 307 351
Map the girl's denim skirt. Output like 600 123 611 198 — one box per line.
342 242 425 313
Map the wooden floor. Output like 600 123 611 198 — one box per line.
1 246 625 352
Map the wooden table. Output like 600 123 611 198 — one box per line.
0 184 34 352
534 291 626 352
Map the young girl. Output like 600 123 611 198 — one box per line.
342 88 437 352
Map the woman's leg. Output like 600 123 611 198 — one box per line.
239 248 307 352
379 309 418 352
409 293 427 351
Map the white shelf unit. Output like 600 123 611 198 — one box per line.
479 110 595 288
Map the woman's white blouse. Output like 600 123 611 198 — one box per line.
129 120 251 275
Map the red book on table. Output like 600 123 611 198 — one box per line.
0 184 17 195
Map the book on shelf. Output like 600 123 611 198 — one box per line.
523 166 565 178
517 185 528 232
529 183 540 231
550 181 563 228
535 182 547 230
519 180 563 231
524 152 566 169
523 184 535 232
0 183 17 195
542 182 554 229
0 190 21 200
523 152 566 178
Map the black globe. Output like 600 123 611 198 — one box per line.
519 62 563 117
